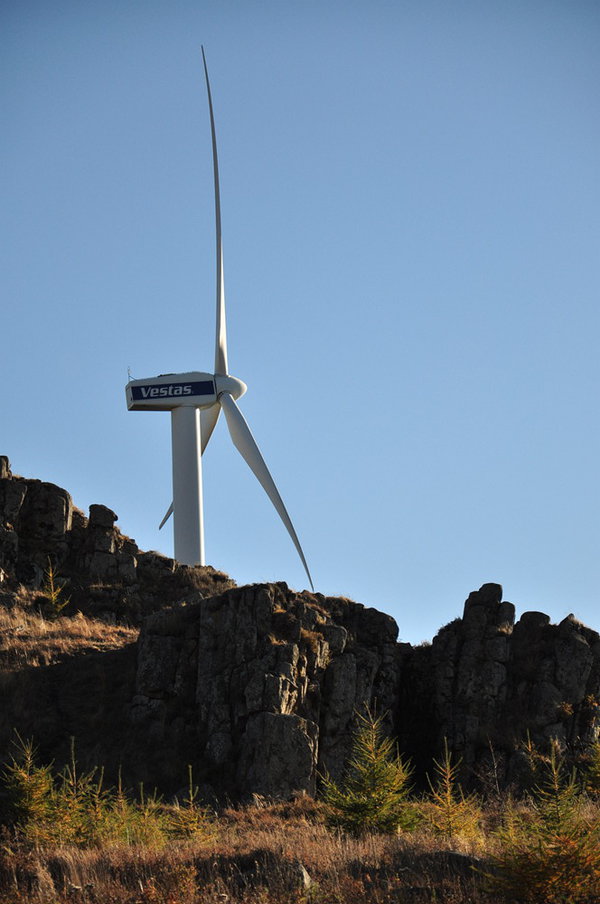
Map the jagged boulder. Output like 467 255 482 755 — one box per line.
430 583 515 763
0 459 73 585
507 610 600 747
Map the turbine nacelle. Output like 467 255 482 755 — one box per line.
126 371 247 412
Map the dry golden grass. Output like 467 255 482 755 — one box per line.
3 752 600 903
4 748 600 903
0 602 138 670
299 627 325 654
0 797 496 904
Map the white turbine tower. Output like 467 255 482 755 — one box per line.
125 49 313 592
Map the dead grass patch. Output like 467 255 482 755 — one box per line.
0 604 138 670
4 785 598 903
0 814 495 904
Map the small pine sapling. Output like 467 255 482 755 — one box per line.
583 741 600 797
533 741 581 835
488 742 600 903
2 734 54 830
424 738 481 839
321 708 416 836
163 765 217 843
41 558 70 617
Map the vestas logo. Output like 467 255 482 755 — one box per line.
131 380 215 401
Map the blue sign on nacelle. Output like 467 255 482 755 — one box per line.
126 372 217 411
131 381 214 401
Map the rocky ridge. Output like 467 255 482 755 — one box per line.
1 456 599 800
0 455 234 623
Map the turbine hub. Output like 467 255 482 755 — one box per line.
215 374 247 401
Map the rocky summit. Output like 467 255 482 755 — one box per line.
1 455 599 800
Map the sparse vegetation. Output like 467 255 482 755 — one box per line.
0 599 137 670
0 721 600 901
300 626 325 654
40 559 71 617
3 735 216 849
487 743 600 902
321 709 416 836
583 739 600 796
423 738 482 840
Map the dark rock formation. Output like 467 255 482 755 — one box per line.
398 583 600 787
131 580 600 798
131 583 403 797
1 456 599 799
0 456 234 623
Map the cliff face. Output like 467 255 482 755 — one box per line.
398 584 600 787
132 581 600 798
1 456 599 800
132 583 402 797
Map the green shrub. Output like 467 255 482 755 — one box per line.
3 736 215 848
2 735 54 828
488 743 600 903
321 709 416 836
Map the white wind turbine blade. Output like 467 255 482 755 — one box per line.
218 391 314 591
202 46 228 376
159 403 221 529
159 502 174 531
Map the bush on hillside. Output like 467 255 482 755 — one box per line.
321 709 417 836
488 743 600 903
3 736 215 848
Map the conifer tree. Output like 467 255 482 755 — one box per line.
425 738 481 839
488 742 600 903
321 708 415 836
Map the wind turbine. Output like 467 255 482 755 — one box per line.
125 48 313 592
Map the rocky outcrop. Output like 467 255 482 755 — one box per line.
0 456 234 622
1 456 599 799
398 583 600 787
0 456 73 587
131 583 403 797
132 580 600 798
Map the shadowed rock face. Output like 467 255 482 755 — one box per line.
398 583 600 788
132 581 600 799
132 583 403 798
1 456 599 799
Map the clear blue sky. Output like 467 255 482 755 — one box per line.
2 1 599 643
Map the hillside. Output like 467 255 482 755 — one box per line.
1 455 599 800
